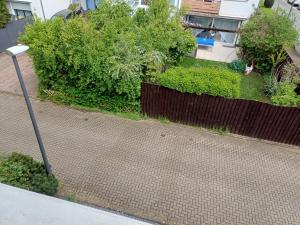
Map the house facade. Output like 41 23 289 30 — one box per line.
182 0 259 45
5 0 259 44
6 0 72 20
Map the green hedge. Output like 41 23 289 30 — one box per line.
158 67 241 98
19 0 194 110
0 153 58 196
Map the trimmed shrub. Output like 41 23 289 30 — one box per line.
239 9 297 72
271 83 300 106
264 0 275 8
228 60 246 73
158 67 241 98
0 153 58 195
0 0 10 28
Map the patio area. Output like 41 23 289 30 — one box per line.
196 42 239 63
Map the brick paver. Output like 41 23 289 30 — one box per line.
0 53 37 97
0 92 300 225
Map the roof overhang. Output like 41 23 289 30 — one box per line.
186 12 248 21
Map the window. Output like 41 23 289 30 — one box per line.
213 18 240 31
14 9 33 20
189 16 213 28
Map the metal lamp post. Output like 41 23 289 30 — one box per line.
5 44 51 175
288 0 296 18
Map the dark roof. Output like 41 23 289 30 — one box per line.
51 9 69 18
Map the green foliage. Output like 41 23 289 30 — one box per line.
240 72 270 102
40 88 140 113
20 0 194 112
0 153 58 195
264 0 274 8
210 126 230 135
264 75 277 97
158 67 241 98
270 49 287 75
228 60 246 73
68 3 79 11
271 83 300 106
65 192 77 202
178 57 269 102
239 9 298 73
0 0 10 28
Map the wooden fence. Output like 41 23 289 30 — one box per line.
141 83 300 146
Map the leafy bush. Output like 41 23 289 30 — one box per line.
0 0 10 28
239 9 298 73
264 0 275 8
271 83 300 106
228 60 246 73
20 0 194 111
41 87 140 113
158 67 241 98
0 153 58 195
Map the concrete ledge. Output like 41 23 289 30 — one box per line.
0 183 153 225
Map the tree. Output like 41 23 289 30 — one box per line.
0 0 10 28
239 9 298 72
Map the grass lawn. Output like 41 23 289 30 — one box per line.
178 57 270 102
240 72 270 102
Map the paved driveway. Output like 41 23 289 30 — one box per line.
0 92 300 225
0 53 37 97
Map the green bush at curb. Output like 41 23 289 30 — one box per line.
0 153 58 196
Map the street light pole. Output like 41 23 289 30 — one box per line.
288 0 296 18
6 45 51 175
40 0 46 20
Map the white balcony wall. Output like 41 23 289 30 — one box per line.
38 0 71 19
219 0 259 19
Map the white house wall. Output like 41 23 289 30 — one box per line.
39 0 71 18
219 0 259 19
6 0 72 20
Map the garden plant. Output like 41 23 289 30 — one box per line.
0 153 58 196
239 8 299 107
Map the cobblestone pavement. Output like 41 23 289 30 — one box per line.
0 92 300 225
0 53 37 97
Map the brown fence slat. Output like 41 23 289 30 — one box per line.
141 83 300 146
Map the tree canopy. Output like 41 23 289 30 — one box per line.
239 9 298 72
